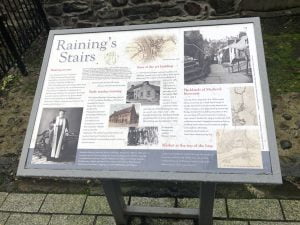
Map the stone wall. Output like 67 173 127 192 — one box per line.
43 0 300 28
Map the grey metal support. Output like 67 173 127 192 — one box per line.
199 182 216 225
102 180 128 225
126 206 199 218
102 181 216 225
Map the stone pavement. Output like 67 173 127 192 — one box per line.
190 64 252 85
0 192 300 225
205 64 252 84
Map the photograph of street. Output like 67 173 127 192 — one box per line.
184 25 253 85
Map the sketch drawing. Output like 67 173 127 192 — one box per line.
230 86 258 126
216 129 263 168
126 35 176 63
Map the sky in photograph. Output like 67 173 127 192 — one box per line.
198 24 249 41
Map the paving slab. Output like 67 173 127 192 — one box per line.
49 215 95 225
83 196 111 215
130 218 247 225
214 221 248 225
227 199 283 220
0 212 10 225
5 213 50 225
130 197 175 207
96 216 193 225
145 218 194 225
40 194 86 214
250 222 300 225
0 193 8 207
129 217 141 225
280 200 300 220
95 216 116 225
83 196 129 215
0 193 45 212
177 198 227 218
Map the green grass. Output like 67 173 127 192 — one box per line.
0 73 19 94
263 33 300 95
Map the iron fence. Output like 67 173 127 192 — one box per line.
0 0 49 78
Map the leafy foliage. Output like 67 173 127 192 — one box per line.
0 73 18 93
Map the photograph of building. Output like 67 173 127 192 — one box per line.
109 104 139 127
184 24 253 85
127 81 160 105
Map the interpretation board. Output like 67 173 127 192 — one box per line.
17 17 281 184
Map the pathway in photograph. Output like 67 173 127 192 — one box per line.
0 192 299 224
192 64 252 85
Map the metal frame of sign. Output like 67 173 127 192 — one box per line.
17 17 282 184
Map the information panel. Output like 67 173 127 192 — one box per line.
17 18 281 183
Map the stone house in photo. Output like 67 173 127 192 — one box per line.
216 32 251 74
109 104 139 126
127 81 160 105
217 32 249 64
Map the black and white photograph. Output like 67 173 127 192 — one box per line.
184 25 253 85
126 81 160 105
31 108 83 164
109 104 140 127
127 127 159 146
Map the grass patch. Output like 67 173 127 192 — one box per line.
0 73 19 94
263 33 300 95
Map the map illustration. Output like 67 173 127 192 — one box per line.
216 129 263 168
126 35 177 63
230 86 258 126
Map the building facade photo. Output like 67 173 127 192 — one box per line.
216 32 251 74
109 104 139 127
127 81 160 105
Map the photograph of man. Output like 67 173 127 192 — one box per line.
31 107 83 164
50 109 69 160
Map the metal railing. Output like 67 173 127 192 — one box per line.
0 0 49 78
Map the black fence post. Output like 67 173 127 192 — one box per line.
0 16 28 76
32 0 50 31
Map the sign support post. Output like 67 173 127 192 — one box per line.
102 180 128 225
199 182 216 225
16 16 282 225
102 180 216 225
